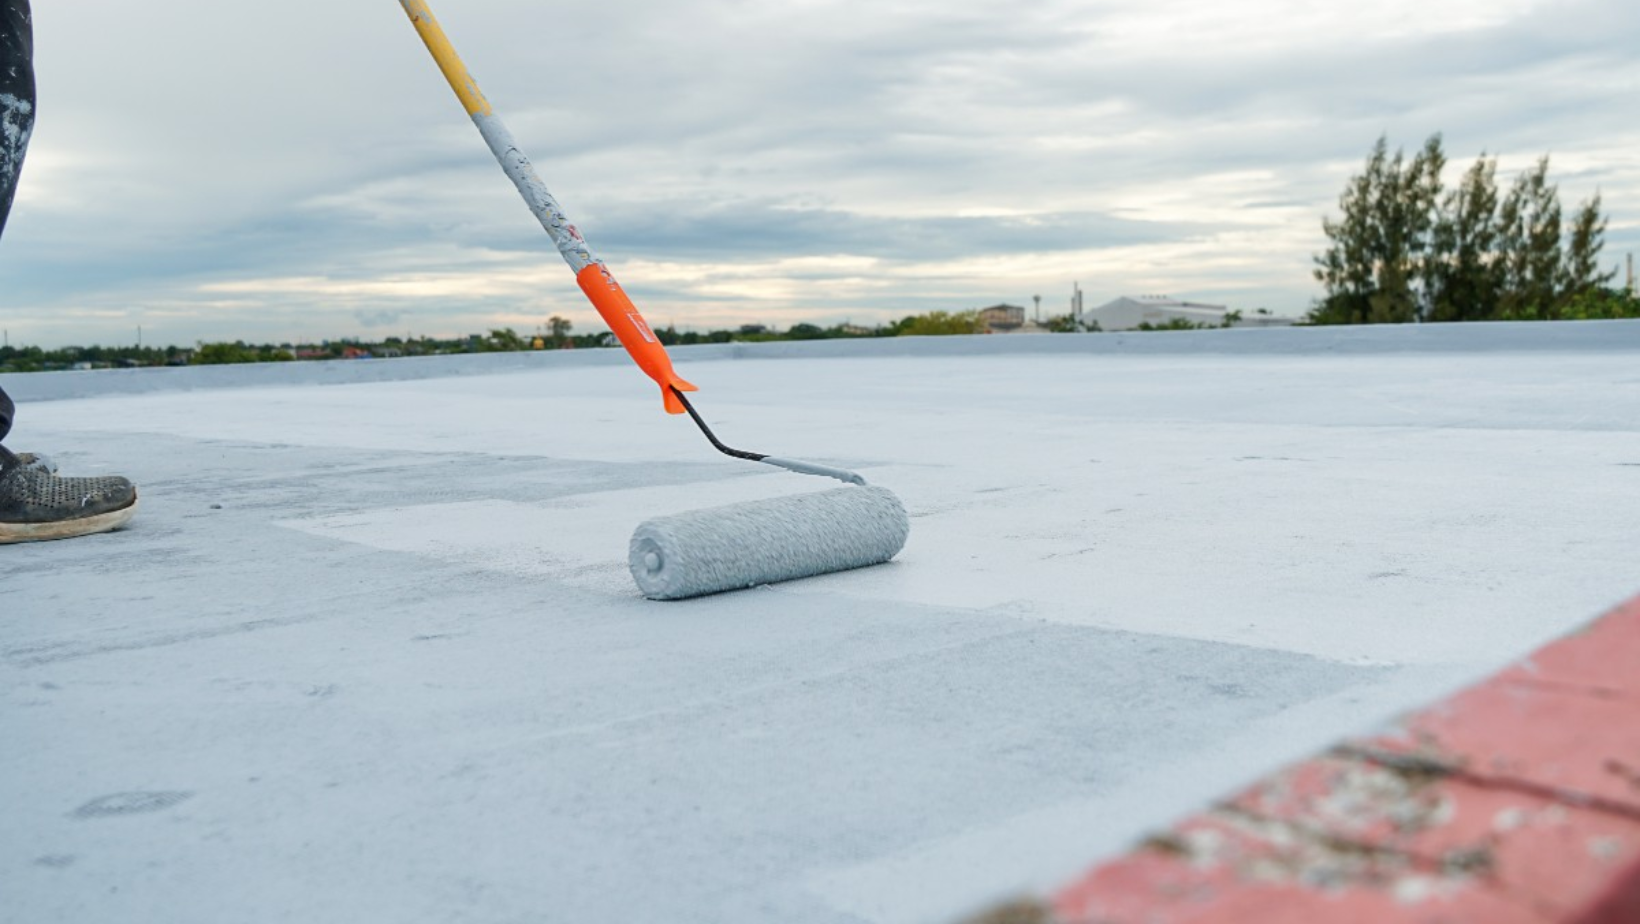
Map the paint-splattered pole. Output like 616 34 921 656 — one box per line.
398 0 697 413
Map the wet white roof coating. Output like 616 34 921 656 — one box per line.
5 322 1640 923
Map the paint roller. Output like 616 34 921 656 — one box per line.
399 1 909 599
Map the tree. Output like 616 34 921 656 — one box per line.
1562 193 1615 301
486 328 526 351
1311 142 1382 324
1559 287 1640 320
1370 134 1445 323
193 341 290 364
1427 155 1502 322
1134 317 1212 331
896 310 984 336
1312 135 1445 324
1313 138 1617 323
1496 157 1563 319
547 315 573 346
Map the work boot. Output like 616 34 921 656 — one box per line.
0 447 138 543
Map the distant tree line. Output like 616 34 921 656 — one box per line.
1312 134 1637 324
0 343 205 372
0 309 1024 373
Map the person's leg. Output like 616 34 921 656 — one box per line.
3 0 31 445
2 0 32 449
0 0 139 542
1 0 35 242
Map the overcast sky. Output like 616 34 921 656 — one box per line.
2 0 1636 348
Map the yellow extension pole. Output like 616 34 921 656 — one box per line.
398 0 698 414
399 1 493 118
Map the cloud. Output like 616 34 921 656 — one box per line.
1 0 1636 347
353 309 410 328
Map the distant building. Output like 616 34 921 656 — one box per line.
978 304 1026 333
1080 296 1297 331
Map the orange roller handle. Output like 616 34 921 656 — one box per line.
577 264 698 414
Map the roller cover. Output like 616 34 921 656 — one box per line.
629 486 910 600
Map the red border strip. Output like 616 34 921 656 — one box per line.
968 594 1640 924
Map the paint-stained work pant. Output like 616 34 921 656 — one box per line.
1 0 31 240
1 0 35 442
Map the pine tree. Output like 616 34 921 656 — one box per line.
1315 142 1615 323
1497 158 1563 319
1312 140 1384 324
1311 135 1444 324
1427 156 1502 322
1561 193 1615 301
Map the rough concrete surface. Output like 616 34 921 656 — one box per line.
3 323 1638 923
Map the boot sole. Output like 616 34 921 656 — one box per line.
0 496 140 544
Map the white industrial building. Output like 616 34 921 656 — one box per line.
1080 295 1297 331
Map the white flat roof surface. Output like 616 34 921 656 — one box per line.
5 322 1640 923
